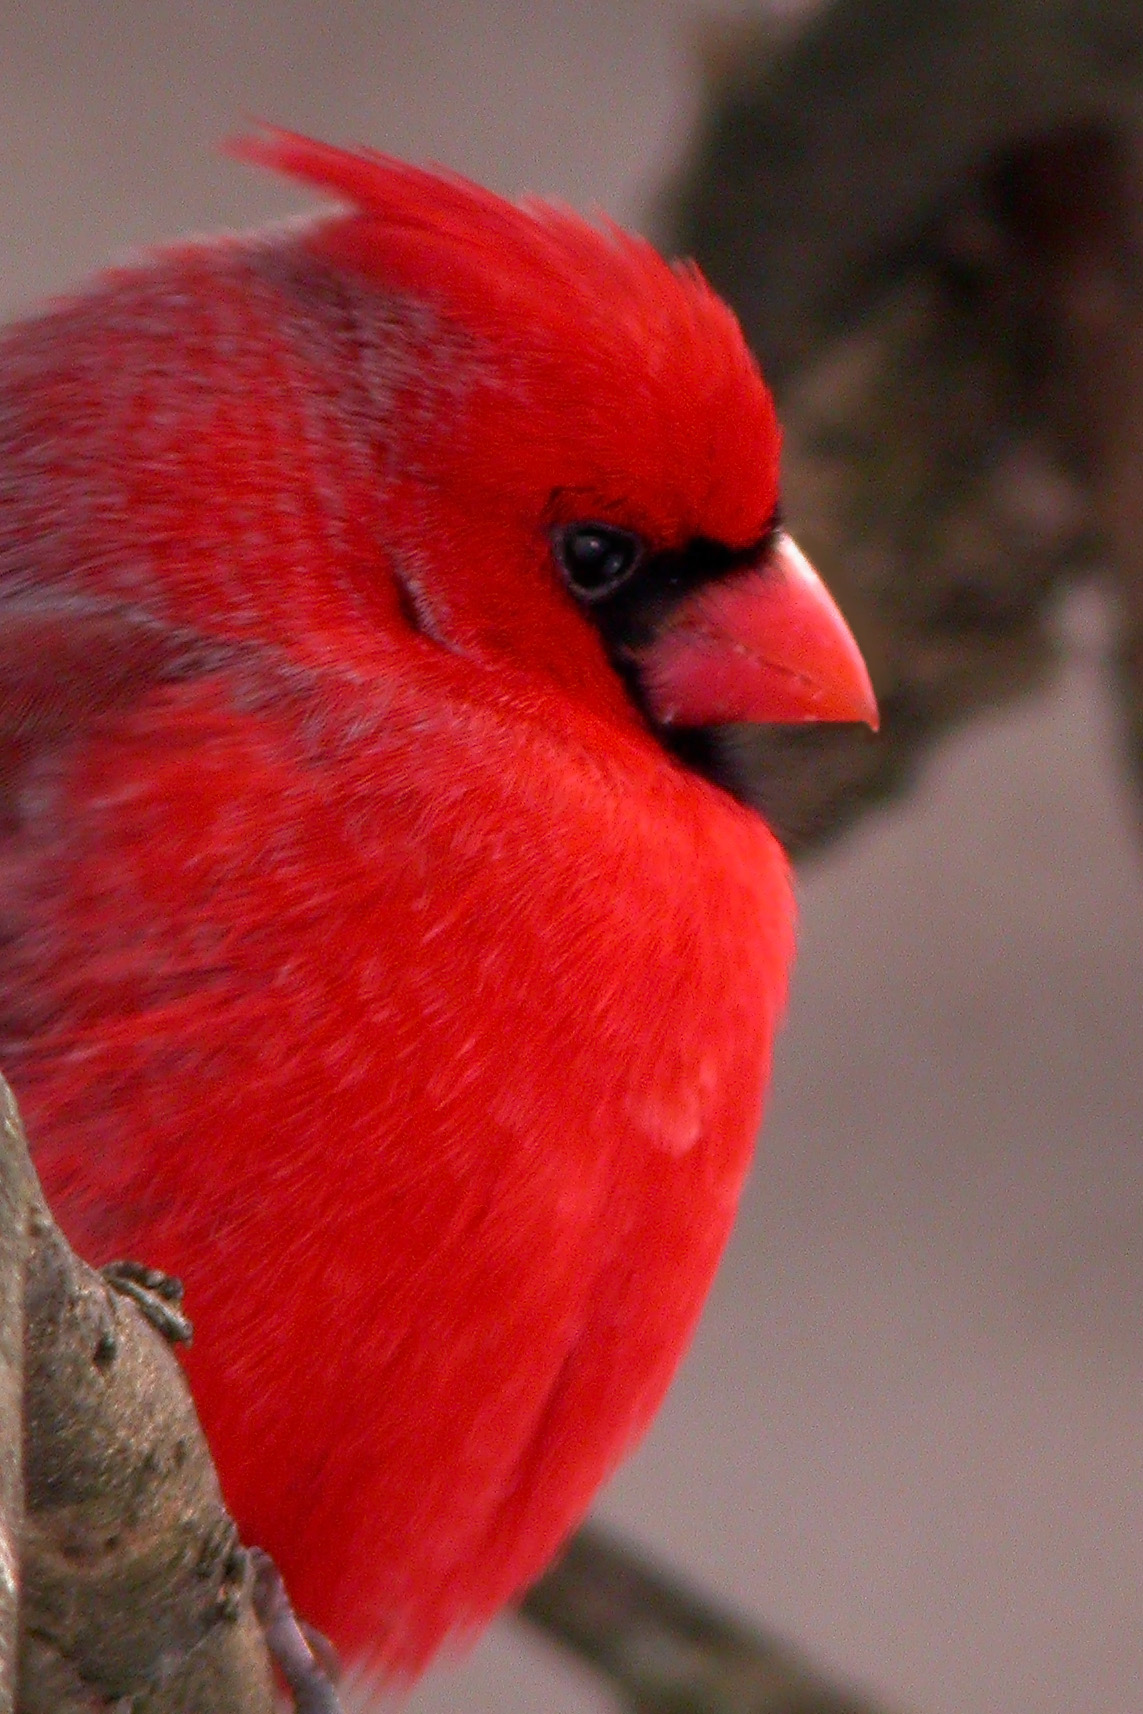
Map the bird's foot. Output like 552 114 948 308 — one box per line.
250 1547 344 1714
101 1259 194 1345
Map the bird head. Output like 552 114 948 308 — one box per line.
234 130 877 755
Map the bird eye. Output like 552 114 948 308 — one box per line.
555 523 644 602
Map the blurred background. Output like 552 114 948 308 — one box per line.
2 4 1141 1712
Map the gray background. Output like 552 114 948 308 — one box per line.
2 5 1140 1712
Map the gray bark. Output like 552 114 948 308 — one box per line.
0 1077 276 1712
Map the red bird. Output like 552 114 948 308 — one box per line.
0 133 875 1674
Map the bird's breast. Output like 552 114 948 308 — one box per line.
7 665 794 1668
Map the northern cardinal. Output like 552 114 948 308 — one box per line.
0 132 876 1674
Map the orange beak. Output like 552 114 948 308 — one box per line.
635 534 879 731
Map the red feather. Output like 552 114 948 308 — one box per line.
0 135 829 1673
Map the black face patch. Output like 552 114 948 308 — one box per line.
571 511 781 708
575 507 781 802
550 509 783 803
583 528 778 656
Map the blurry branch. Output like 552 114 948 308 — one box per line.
0 1074 280 1712
1076 134 1143 845
521 1527 889 1714
1108 309 1143 845
662 0 1143 855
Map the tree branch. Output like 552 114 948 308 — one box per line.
0 1077 277 1712
521 1526 887 1714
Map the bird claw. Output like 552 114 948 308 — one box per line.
250 1547 344 1714
101 1259 194 1345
